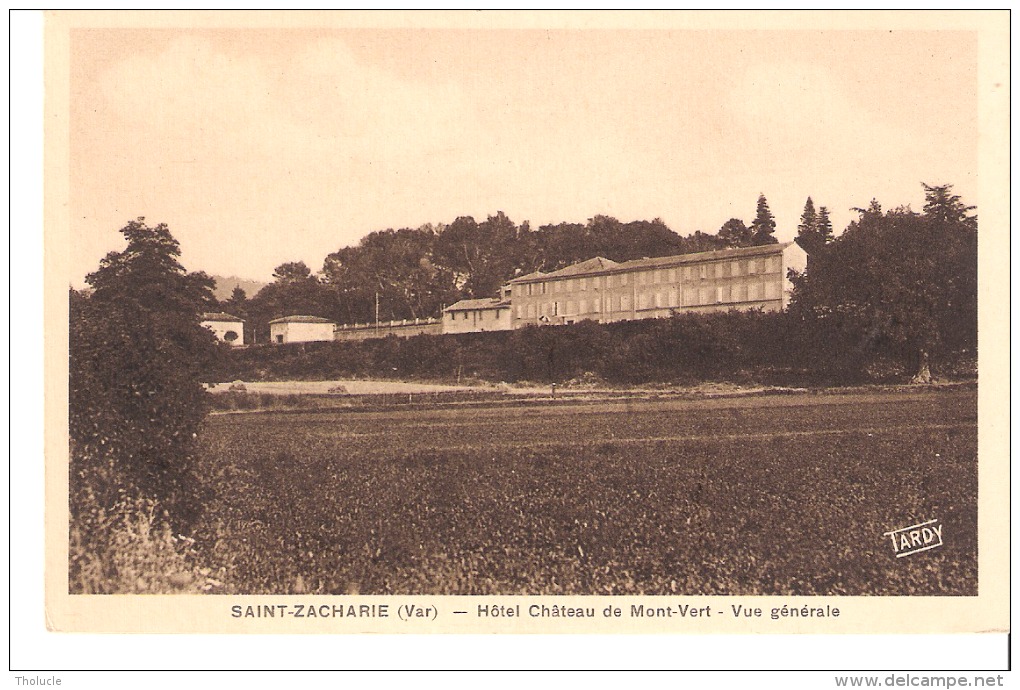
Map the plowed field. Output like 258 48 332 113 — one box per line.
194 388 977 595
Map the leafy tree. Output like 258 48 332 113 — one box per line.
432 212 525 298
322 226 459 324
615 218 686 260
679 230 728 253
432 215 482 295
272 261 313 282
750 194 779 245
70 218 217 527
789 185 976 382
471 211 526 297
718 218 753 248
559 215 690 262
584 215 625 257
535 222 589 270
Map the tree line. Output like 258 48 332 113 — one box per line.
788 183 976 384
207 184 975 384
217 194 784 343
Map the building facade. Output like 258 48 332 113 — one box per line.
442 297 514 334
201 312 245 346
269 315 336 344
507 242 807 328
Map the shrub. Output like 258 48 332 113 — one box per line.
69 493 215 594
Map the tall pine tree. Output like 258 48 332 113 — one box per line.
798 197 817 234
816 206 834 245
750 194 778 246
796 197 818 253
797 196 837 255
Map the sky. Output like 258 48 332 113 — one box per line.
69 26 978 284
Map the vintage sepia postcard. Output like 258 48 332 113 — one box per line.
41 10 1008 645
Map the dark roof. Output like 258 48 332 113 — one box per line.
511 269 546 282
507 260 619 285
201 312 244 322
444 298 510 312
615 242 797 271
509 242 797 284
535 256 619 280
268 315 334 324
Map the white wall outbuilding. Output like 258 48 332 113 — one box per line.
269 315 335 344
201 312 245 346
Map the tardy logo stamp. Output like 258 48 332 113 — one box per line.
884 519 944 558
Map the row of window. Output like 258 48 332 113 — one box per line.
516 257 783 297
448 309 507 321
515 281 782 318
699 282 780 305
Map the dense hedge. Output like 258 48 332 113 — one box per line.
203 309 972 387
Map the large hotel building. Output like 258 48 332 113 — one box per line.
505 241 807 328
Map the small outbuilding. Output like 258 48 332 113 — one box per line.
442 298 513 334
201 312 245 346
269 315 335 344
